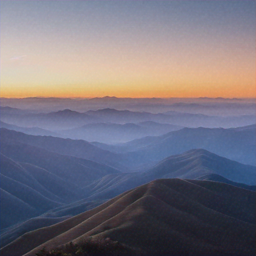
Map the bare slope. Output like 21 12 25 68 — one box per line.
1 179 255 256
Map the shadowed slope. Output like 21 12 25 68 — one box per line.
0 216 68 248
0 189 37 230
197 174 256 191
0 154 71 202
0 137 121 231
0 128 128 171
0 174 61 217
1 179 255 256
0 138 120 188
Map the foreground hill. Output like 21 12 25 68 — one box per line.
1 179 255 256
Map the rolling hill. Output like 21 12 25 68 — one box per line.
1 179 254 256
83 149 256 202
1 148 254 250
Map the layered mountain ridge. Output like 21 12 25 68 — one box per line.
1 101 255 256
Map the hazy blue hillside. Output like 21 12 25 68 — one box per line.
58 121 182 144
83 149 256 202
0 128 128 171
0 120 60 137
115 125 256 167
0 137 121 231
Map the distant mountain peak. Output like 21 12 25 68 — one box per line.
156 149 215 164
99 108 118 112
145 148 255 185
102 96 118 99
89 96 119 101
91 108 131 114
49 109 82 116
56 109 79 113
185 148 213 155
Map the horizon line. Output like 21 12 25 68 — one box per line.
1 96 255 100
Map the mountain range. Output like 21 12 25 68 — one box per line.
106 124 256 167
58 121 182 144
1 97 255 116
1 106 255 132
1 140 255 249
1 99 255 256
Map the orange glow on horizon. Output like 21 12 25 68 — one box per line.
1 82 255 99
1 1 255 101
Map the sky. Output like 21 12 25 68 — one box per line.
0 0 255 98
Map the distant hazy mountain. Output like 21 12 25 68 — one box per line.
1 105 255 131
85 108 255 128
59 121 182 144
165 101 256 116
0 106 33 116
2 97 254 115
85 108 167 123
114 125 256 167
2 179 254 256
0 108 100 130
0 120 59 137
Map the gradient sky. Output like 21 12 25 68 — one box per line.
1 0 255 98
